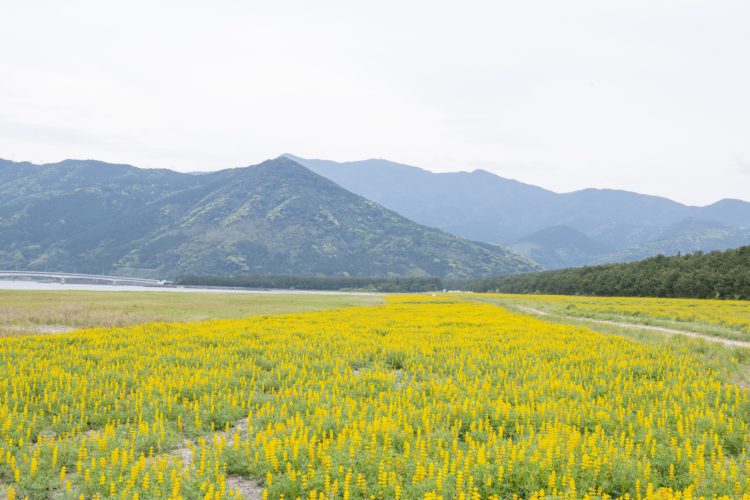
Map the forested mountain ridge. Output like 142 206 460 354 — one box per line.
0 157 538 278
288 155 750 267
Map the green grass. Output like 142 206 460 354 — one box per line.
0 290 382 336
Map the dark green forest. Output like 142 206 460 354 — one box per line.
175 274 443 292
183 246 750 297
464 246 750 300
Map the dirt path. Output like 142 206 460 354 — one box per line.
514 305 750 348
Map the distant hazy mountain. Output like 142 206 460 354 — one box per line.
288 155 750 266
600 219 750 264
287 154 558 244
0 157 538 278
693 199 750 229
510 225 614 269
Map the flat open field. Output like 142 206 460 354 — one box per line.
1 292 750 499
0 290 382 337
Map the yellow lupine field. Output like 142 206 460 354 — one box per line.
1 296 749 499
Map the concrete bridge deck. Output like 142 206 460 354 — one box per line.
0 271 167 287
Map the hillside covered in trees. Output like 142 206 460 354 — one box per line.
0 157 538 278
466 246 750 299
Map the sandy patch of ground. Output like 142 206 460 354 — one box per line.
170 418 263 499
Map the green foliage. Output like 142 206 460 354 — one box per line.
175 274 443 292
466 246 750 299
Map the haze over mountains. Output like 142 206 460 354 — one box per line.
290 155 750 269
0 157 537 278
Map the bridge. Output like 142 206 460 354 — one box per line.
0 271 168 287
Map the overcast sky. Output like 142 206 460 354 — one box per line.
1 1 748 205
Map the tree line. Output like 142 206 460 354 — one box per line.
176 246 750 299
464 246 750 300
175 274 443 293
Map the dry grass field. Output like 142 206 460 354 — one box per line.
0 290 382 336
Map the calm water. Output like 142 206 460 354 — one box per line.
0 280 369 295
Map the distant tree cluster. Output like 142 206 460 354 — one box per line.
175 274 443 293
464 246 750 300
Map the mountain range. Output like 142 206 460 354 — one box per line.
0 157 537 278
2 154 748 277
288 155 750 269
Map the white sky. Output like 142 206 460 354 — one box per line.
1 0 748 205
